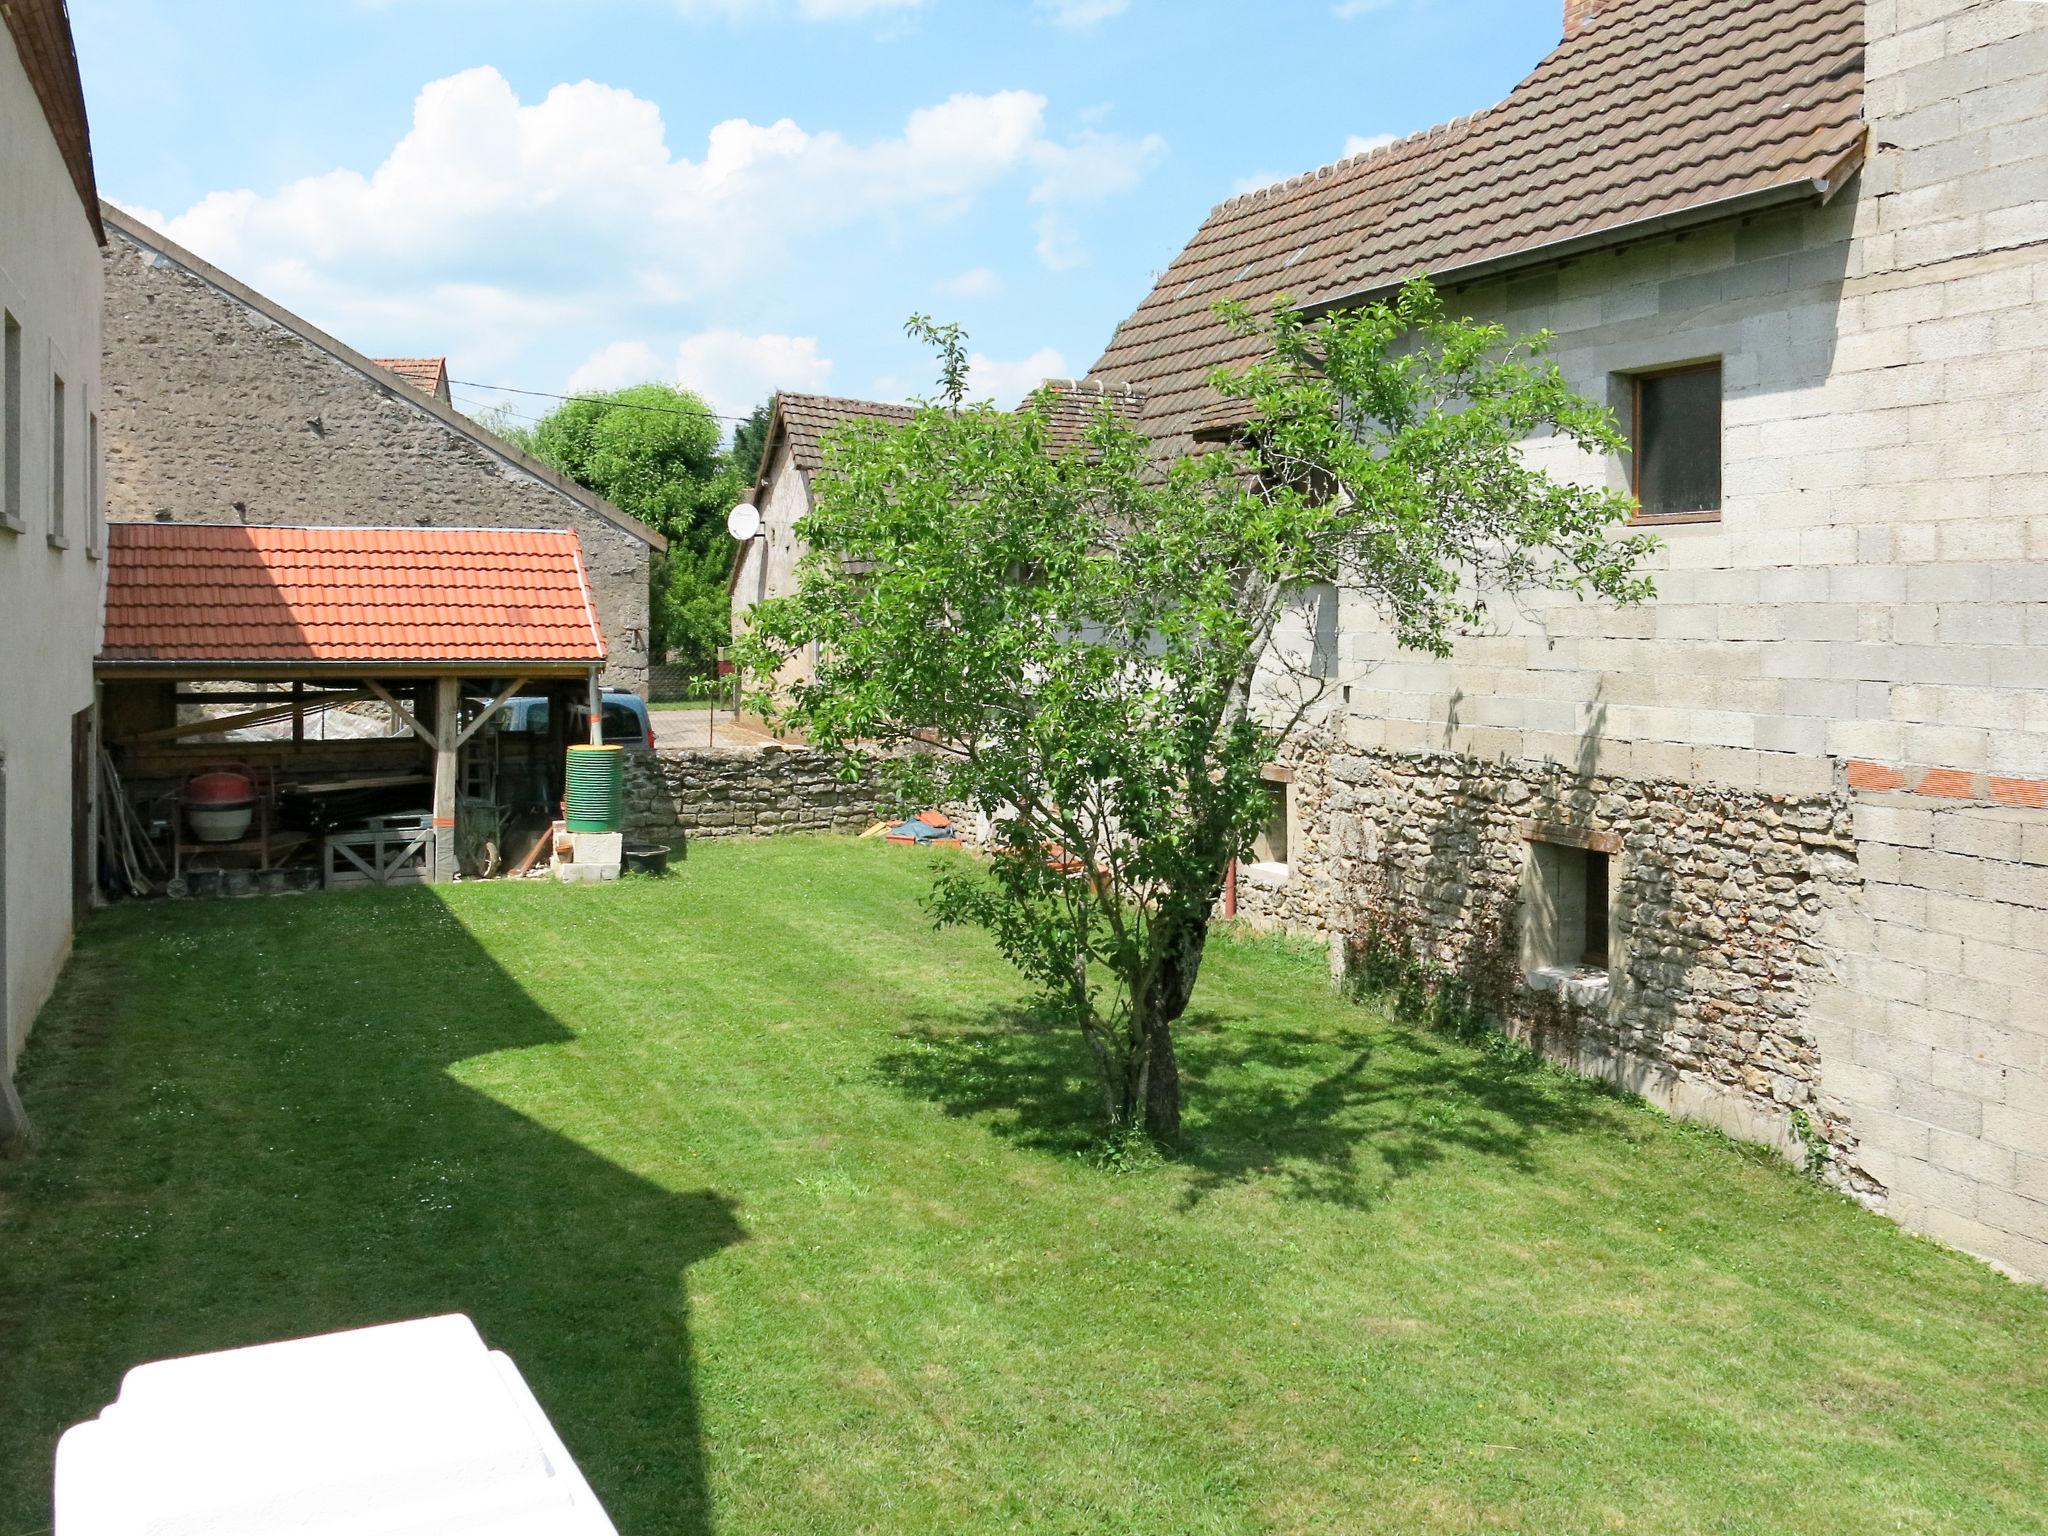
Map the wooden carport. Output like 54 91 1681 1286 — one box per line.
95 524 609 886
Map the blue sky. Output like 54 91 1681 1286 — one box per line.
74 0 1560 434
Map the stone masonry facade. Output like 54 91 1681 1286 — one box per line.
624 747 891 843
98 216 657 693
1239 734 1866 1169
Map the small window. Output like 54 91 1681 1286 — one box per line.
86 410 101 557
601 702 641 742
1522 833 1614 979
1630 361 1721 522
1252 779 1290 867
1308 581 1339 679
1 311 20 531
48 372 67 547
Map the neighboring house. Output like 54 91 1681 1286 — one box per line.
729 392 916 690
728 381 1144 688
0 0 106 1146
98 208 665 694
372 355 452 406
1087 0 2048 1281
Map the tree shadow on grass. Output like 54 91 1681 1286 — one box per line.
0 888 742 1536
874 987 1619 1211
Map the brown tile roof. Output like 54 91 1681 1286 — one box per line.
374 356 450 400
1087 0 1866 461
99 524 606 665
775 393 919 475
1032 379 1148 452
3 0 103 242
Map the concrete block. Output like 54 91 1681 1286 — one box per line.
1856 802 1936 848
1895 1076 1986 1135
1984 1100 2048 1158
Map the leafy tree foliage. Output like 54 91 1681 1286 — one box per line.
519 383 766 673
737 286 1657 1142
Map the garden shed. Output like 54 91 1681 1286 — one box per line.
95 523 610 891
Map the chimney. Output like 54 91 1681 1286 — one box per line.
1564 0 1599 37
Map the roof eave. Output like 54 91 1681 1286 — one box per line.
95 659 605 678
1300 147 1866 319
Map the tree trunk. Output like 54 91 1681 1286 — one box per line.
1135 913 1210 1144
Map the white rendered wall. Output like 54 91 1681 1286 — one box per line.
0 35 104 1082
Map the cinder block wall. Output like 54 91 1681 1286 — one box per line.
99 230 653 693
1258 2 2048 1279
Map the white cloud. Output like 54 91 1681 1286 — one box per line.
1343 132 1400 158
1034 210 1086 271
1029 128 1166 204
937 266 1004 298
566 340 666 395
1232 170 1286 195
1035 0 1129 27
150 70 1109 316
965 346 1068 408
675 329 834 418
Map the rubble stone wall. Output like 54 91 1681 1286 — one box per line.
623 746 890 842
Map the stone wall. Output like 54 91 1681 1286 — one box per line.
623 746 891 842
98 216 656 693
1239 735 1865 1167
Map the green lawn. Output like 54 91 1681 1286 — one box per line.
3 837 2044 1535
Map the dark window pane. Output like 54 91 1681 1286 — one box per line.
1635 365 1721 516
1583 852 1610 970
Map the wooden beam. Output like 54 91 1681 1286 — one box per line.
126 690 378 744
364 679 438 750
430 677 459 883
453 677 530 751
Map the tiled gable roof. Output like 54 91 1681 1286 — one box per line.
775 393 920 475
100 524 606 665
1088 0 1866 461
2 0 103 242
1032 379 1148 452
374 357 450 400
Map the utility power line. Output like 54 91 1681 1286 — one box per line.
447 378 759 425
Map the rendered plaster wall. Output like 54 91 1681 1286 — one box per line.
727 444 817 693
0 36 103 1096
98 229 652 693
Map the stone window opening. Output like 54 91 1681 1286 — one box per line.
1248 772 1292 876
1624 359 1721 525
1520 822 1619 1007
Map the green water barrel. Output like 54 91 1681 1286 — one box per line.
564 745 625 833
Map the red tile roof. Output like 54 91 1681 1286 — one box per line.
1088 0 1866 461
100 524 606 665
373 357 450 400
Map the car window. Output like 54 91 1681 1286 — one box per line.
602 703 641 740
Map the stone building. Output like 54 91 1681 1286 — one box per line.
730 392 916 690
730 382 1144 689
0 0 106 1145
98 207 664 694
1085 0 2048 1281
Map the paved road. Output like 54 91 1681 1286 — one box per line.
646 709 777 750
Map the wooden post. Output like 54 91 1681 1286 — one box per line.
431 675 459 882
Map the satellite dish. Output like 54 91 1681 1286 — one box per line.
726 503 762 541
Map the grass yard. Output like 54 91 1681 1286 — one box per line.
3 837 2045 1534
